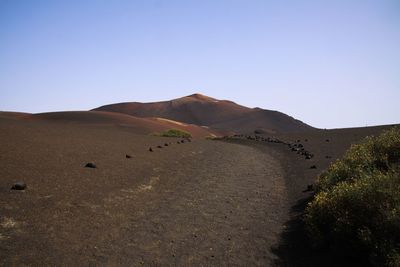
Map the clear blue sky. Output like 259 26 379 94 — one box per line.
0 0 399 128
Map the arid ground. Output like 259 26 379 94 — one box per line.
0 94 397 266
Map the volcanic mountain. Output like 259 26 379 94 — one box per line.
93 93 313 133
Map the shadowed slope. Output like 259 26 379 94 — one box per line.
93 93 314 133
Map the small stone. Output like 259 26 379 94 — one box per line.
11 181 26 190
149 147 153 152
157 145 163 149
310 165 317 169
126 154 132 158
164 143 168 147
85 163 96 168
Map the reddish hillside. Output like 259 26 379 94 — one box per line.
93 93 314 133
0 111 220 138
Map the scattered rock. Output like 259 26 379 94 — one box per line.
177 141 180 144
310 165 317 169
305 155 312 159
85 163 96 168
11 181 26 190
254 129 264 134
157 145 163 149
149 147 153 152
164 143 168 147
326 139 330 142
306 184 314 191
126 154 132 158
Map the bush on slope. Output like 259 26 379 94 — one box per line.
305 127 400 266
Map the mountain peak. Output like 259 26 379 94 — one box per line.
186 93 217 101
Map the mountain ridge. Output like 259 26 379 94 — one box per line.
92 93 314 133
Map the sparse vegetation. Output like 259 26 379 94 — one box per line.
158 129 192 138
305 127 400 266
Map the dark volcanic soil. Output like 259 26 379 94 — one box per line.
0 119 289 266
0 117 395 266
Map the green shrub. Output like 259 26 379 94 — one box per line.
305 127 400 266
158 129 192 138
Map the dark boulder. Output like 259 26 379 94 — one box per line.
11 181 26 190
85 163 96 168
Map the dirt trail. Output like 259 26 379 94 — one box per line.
100 141 289 266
